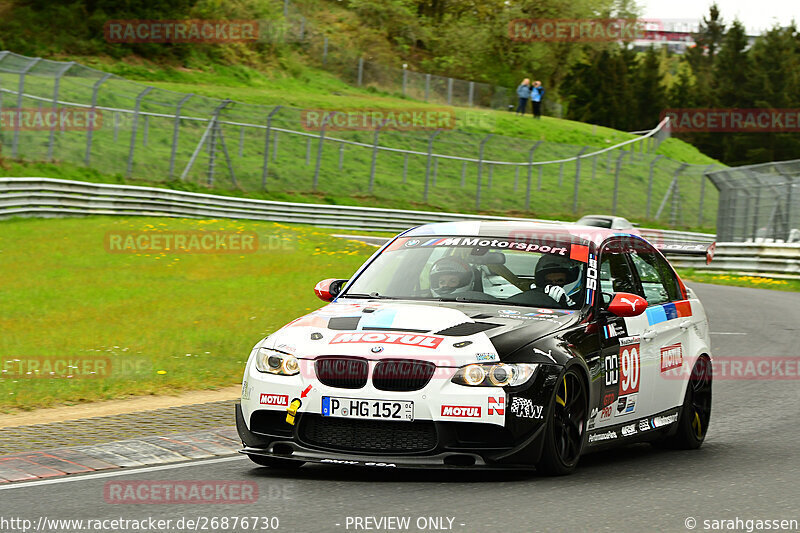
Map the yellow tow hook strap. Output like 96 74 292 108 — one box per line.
692 411 702 439
286 399 302 425
555 377 567 407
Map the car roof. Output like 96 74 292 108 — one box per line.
404 220 643 247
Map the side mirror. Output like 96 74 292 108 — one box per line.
314 279 348 302
606 292 647 317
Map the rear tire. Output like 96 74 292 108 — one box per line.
536 368 588 476
247 455 305 469
653 355 712 450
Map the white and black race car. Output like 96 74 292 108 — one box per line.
236 221 714 475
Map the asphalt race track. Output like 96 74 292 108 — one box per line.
1 283 798 533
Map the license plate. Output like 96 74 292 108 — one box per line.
322 396 414 421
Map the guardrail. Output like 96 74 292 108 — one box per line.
668 243 800 277
0 178 715 244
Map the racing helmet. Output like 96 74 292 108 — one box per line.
430 258 473 297
534 254 580 288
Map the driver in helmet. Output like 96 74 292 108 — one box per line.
429 257 474 298
530 254 581 308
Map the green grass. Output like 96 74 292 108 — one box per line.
0 216 377 412
1 55 722 232
678 269 800 292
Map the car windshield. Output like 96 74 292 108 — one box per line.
577 217 612 228
343 235 590 309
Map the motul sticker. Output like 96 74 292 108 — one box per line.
660 343 683 372
260 394 289 406
329 332 443 349
441 405 481 417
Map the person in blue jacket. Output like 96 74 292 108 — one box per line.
531 81 545 119
515 79 531 115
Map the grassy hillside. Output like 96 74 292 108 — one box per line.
2 55 721 231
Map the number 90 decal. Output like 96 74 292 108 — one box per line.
619 344 640 395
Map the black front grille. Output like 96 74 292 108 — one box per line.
372 359 436 391
315 356 369 389
300 415 437 453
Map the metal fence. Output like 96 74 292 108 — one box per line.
0 51 719 229
276 0 511 110
708 160 800 243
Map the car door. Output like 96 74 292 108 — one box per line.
628 243 691 415
593 239 651 428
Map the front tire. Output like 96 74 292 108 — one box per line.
536 368 588 476
247 455 305 469
653 355 712 449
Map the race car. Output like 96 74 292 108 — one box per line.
236 221 714 475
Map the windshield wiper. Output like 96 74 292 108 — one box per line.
340 292 393 299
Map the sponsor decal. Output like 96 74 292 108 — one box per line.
604 354 619 387
619 343 640 396
621 423 637 437
588 430 617 443
509 397 544 419
615 393 637 416
488 397 505 415
660 343 683 372
619 296 641 313
321 459 359 465
476 353 499 362
241 380 252 401
260 394 289 406
638 419 651 432
321 459 397 467
603 392 616 407
645 300 692 326
603 323 626 339
599 405 613 421
329 332 443 349
588 419 596 430
404 236 569 255
585 253 598 305
441 405 481 418
405 239 421 247
619 336 641 346
652 413 679 428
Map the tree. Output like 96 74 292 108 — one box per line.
632 47 667 130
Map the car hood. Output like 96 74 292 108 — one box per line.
261 299 579 366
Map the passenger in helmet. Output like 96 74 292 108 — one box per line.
505 254 582 308
533 255 581 307
430 258 474 298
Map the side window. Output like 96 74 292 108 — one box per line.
630 250 681 305
598 251 640 297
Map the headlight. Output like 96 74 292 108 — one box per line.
451 363 538 387
255 348 300 376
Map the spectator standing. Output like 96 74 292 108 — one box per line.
516 79 531 115
531 81 545 119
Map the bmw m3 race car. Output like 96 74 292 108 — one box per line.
236 221 714 475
